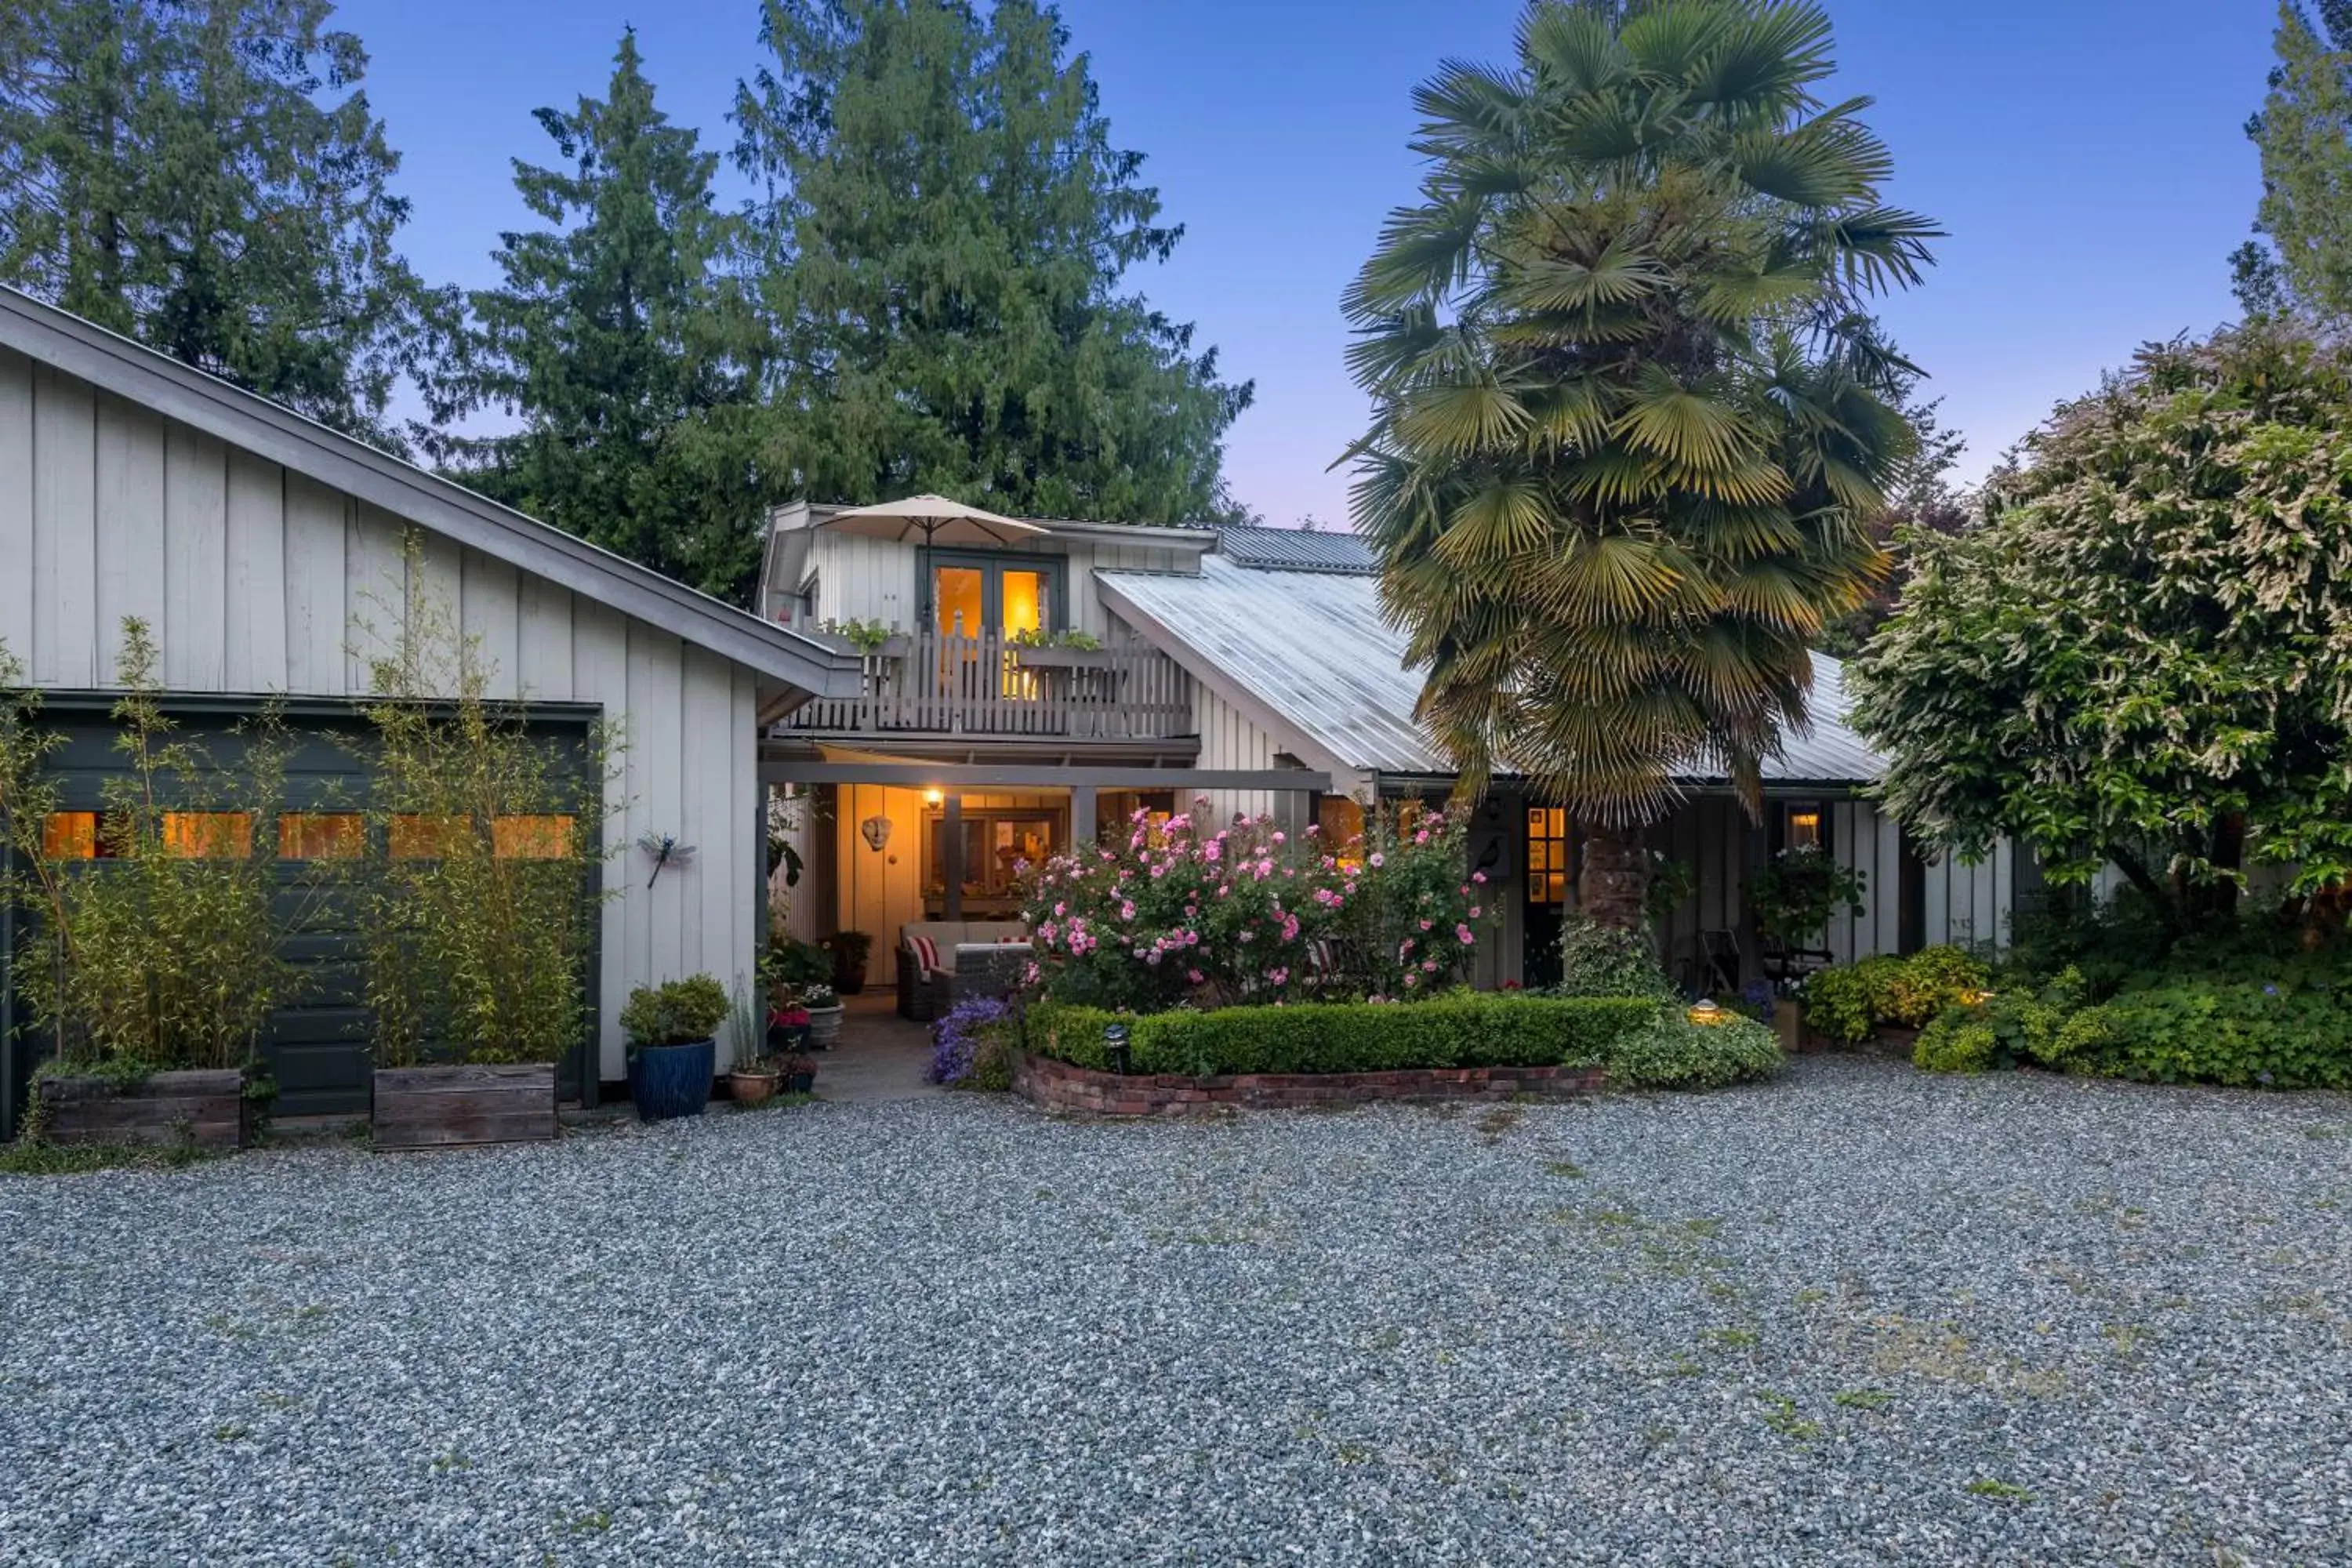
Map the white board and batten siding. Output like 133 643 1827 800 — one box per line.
0 346 764 1079
1653 797 1989 976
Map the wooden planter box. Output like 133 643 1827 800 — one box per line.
36 1070 253 1149
372 1063 557 1151
1010 644 1109 670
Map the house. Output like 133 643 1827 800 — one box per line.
759 506 2022 995
0 286 862 1136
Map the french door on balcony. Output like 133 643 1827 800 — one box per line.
926 550 1063 639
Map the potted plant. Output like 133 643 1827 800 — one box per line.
826 618 911 659
731 1058 782 1105
726 975 780 1105
767 990 811 1054
826 930 873 994
622 975 729 1121
803 983 844 1050
782 1051 818 1094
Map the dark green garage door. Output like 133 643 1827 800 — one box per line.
2 698 595 1137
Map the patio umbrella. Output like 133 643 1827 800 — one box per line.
816 494 1049 549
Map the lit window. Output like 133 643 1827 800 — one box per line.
1784 806 1824 851
1526 808 1568 906
162 812 252 858
1319 795 1366 855
390 814 471 858
42 811 100 860
492 815 575 859
279 813 365 861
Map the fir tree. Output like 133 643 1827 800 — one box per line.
731 0 1254 522
424 31 767 599
2238 2 2352 322
0 0 441 448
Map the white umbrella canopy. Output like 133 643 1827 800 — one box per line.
817 493 1049 548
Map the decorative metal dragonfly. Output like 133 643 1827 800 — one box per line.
637 832 697 889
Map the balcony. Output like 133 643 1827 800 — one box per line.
779 630 1194 742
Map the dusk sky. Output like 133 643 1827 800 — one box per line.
337 0 2280 528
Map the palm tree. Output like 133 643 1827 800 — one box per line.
1344 0 1938 927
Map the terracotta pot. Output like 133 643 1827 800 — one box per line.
730 1069 780 1107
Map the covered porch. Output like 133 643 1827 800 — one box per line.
759 750 1332 989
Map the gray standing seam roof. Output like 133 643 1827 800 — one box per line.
1211 524 1381 575
1096 556 1886 785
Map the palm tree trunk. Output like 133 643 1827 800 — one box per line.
1578 822 1651 931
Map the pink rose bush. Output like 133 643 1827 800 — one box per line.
1019 801 1486 1012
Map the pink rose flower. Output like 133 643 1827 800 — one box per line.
1456 924 1475 945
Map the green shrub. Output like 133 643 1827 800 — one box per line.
1802 946 1988 1045
1027 993 1657 1077
2063 981 2352 1090
1913 1015 1998 1073
621 975 731 1047
1608 1012 1784 1091
1554 916 1676 1000
1801 956 1901 1046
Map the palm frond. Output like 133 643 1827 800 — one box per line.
1436 477 1557 564
1687 2 1836 112
1612 369 1759 474
1412 59 1530 144
1394 380 1534 457
1503 236 1669 315
1519 1 1630 96
1343 196 1488 318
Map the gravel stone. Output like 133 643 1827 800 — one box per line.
2 1057 2349 1565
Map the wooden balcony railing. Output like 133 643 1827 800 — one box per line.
781 630 1194 741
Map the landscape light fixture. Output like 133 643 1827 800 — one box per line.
1104 1022 1131 1076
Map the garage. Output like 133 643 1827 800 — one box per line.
0 285 862 1141
1 701 605 1128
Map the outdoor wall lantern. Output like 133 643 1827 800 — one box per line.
924 787 945 806
860 815 892 853
1104 1022 1131 1076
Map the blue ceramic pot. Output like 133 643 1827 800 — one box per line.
629 1038 715 1121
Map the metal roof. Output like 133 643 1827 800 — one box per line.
1210 524 1381 575
1095 556 1887 785
0 285 863 699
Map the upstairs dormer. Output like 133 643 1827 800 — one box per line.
759 499 1214 640
757 499 1214 745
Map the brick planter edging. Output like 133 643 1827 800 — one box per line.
1011 1051 1607 1118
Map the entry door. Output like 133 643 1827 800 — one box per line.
1523 806 1572 989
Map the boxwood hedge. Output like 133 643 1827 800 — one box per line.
1025 993 1661 1078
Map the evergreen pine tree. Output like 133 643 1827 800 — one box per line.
2238 2 2352 322
731 0 1254 522
0 0 441 448
424 31 767 600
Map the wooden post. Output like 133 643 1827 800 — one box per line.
1070 785 1098 851
942 793 964 922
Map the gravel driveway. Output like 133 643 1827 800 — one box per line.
3 1058 2349 1566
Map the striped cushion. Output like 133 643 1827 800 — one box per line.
908 933 942 975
